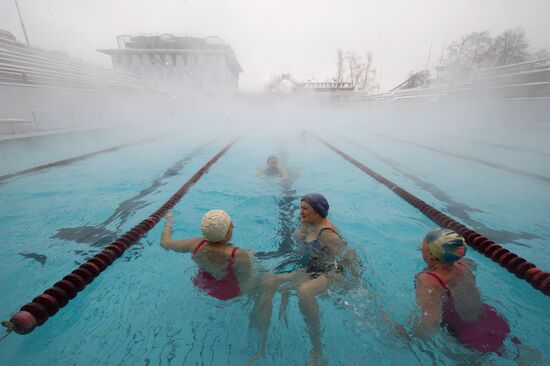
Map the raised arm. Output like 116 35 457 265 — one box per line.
413 274 443 338
160 212 202 253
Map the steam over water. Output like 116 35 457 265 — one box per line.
1 93 549 365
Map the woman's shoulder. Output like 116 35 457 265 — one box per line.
318 224 341 240
415 271 446 292
232 247 252 260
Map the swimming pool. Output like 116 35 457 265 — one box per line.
1 101 549 365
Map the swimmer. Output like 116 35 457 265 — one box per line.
257 155 289 179
161 210 285 364
277 193 360 365
414 228 513 353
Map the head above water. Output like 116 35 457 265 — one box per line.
267 155 279 169
200 209 233 243
423 228 466 264
301 193 329 219
267 155 279 164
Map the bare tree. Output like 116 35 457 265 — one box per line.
440 27 542 82
346 50 363 89
334 48 378 92
530 48 550 60
490 28 529 66
357 52 378 93
445 31 492 79
336 48 345 85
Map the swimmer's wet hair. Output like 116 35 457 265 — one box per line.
200 210 231 242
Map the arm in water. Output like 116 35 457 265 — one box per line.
413 273 444 338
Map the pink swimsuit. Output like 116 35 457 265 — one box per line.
191 240 241 301
421 271 511 353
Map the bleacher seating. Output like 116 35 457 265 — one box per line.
347 58 550 105
0 36 182 95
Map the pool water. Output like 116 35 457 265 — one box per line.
0 102 549 365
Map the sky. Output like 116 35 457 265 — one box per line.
1 0 549 91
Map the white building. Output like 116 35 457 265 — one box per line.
98 33 242 90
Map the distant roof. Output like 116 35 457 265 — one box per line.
116 33 230 51
98 33 242 73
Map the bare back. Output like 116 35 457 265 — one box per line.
192 241 252 284
429 260 484 321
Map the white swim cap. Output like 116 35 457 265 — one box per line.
200 210 231 242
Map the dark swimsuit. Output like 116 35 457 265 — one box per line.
300 227 341 278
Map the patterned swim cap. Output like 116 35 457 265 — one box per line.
425 228 466 264
200 210 231 242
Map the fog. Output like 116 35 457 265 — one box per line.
1 0 550 90
1 2 550 365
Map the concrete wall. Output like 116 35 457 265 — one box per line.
110 53 239 89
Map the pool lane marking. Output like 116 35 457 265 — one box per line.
0 132 173 183
461 138 550 158
340 136 539 246
367 132 550 185
312 133 550 297
1 138 240 337
53 141 213 248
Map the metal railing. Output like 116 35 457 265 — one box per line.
475 58 550 77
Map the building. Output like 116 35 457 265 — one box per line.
98 33 242 90
269 74 354 93
295 80 354 92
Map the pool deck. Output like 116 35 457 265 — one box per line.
0 124 132 142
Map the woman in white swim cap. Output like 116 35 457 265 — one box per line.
160 209 290 364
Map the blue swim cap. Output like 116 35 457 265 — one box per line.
267 155 279 163
301 193 329 218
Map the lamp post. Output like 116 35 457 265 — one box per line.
14 0 30 46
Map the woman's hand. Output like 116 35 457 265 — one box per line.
161 212 174 250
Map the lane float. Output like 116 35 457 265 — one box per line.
1 139 238 338
314 134 549 297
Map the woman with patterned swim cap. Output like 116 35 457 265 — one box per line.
415 228 514 353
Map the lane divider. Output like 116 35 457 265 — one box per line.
0 133 172 183
313 134 549 297
368 132 550 185
1 138 238 337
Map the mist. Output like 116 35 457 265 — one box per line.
1 1 550 366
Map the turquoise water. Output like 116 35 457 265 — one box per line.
0 106 549 365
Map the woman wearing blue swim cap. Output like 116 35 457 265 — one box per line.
277 193 360 365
